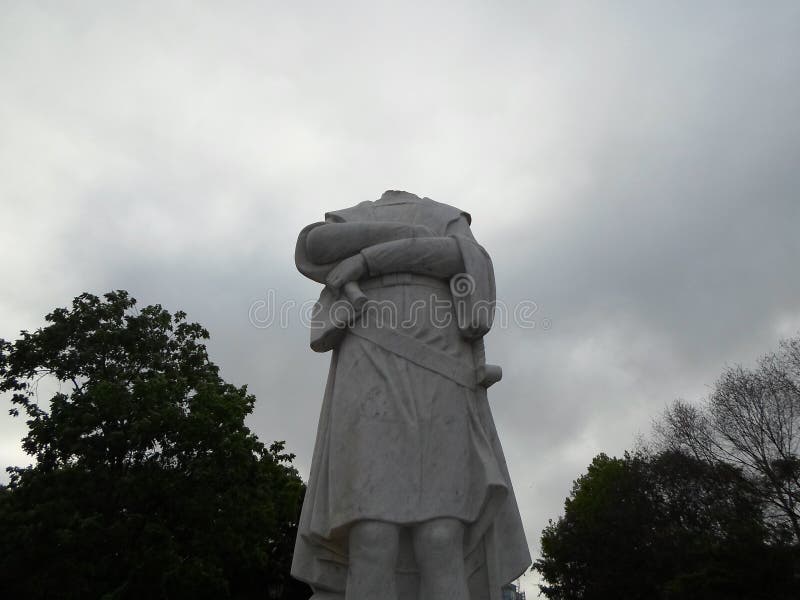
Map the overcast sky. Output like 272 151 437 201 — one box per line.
2 1 799 592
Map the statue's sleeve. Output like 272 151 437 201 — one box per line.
306 222 436 264
445 214 497 340
359 237 464 280
295 221 337 284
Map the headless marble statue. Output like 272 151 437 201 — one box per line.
291 191 530 600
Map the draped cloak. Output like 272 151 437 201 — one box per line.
291 191 531 600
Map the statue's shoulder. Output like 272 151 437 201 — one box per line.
324 200 373 223
323 191 471 231
418 196 471 227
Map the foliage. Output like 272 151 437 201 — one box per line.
657 335 800 542
534 450 799 600
0 291 310 599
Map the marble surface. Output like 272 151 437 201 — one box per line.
291 191 531 600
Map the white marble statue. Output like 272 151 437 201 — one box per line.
291 190 530 600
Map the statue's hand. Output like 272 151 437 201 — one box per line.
326 254 367 289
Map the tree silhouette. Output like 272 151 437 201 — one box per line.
658 335 800 543
0 291 310 599
535 451 798 600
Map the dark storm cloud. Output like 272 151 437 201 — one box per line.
2 1 799 590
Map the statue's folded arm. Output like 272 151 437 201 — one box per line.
305 221 435 264
360 237 465 280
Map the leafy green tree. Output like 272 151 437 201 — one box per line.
534 451 798 600
0 291 310 599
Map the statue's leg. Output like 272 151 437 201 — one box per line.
413 518 468 600
346 520 400 600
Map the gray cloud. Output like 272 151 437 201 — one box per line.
2 1 799 592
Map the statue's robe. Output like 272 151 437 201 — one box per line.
291 191 531 600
